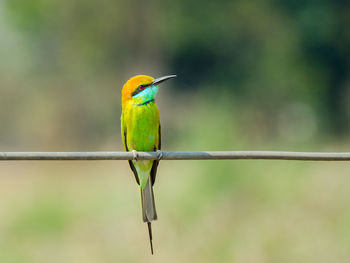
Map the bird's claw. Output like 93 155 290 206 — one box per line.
132 150 138 161
156 150 163 161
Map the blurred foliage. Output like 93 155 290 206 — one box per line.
0 0 349 150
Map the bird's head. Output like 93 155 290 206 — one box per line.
122 74 176 108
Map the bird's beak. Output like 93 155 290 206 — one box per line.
152 75 177 86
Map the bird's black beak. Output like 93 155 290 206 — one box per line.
152 75 177 86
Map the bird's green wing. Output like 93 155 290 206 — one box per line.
150 125 161 185
121 114 140 185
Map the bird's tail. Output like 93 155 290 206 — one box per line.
140 178 157 254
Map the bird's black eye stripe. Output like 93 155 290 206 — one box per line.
132 84 150 97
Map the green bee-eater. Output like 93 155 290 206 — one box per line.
121 74 176 254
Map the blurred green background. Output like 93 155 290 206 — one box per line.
0 0 350 262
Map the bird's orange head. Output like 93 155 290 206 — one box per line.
121 74 176 109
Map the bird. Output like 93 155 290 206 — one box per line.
120 74 176 254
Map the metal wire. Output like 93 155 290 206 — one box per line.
0 151 349 161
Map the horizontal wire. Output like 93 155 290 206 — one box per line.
0 151 349 161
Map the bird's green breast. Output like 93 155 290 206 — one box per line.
123 102 160 152
122 101 160 188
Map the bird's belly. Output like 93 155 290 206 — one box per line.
126 104 159 152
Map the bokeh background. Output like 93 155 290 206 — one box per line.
0 0 350 262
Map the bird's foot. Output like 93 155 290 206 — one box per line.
132 150 138 161
156 150 163 161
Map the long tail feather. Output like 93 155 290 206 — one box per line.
147 222 154 255
141 178 157 254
